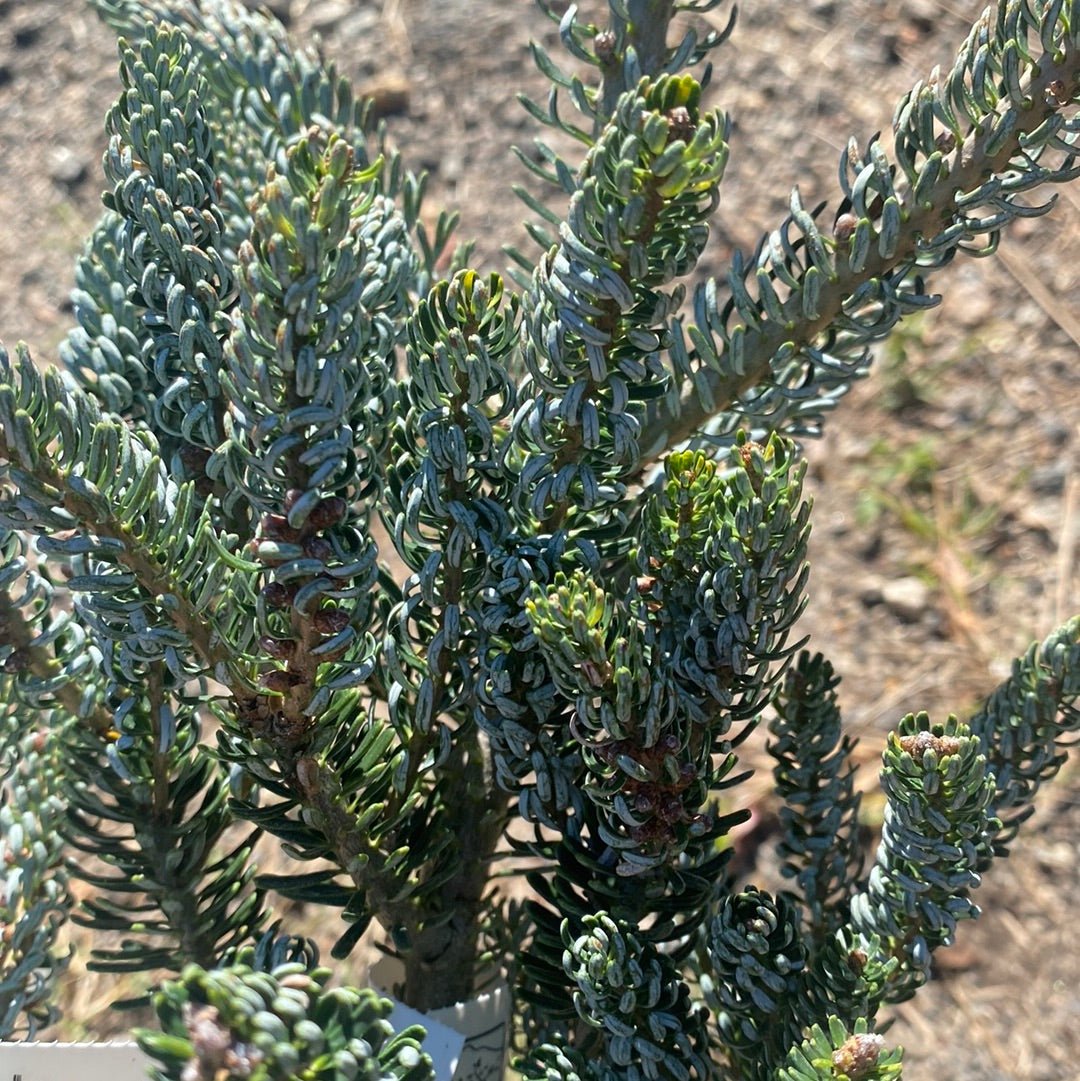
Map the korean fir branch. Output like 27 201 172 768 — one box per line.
700 885 899 1081
768 653 865 942
71 0 459 467
97 26 237 499
211 126 434 971
385 270 519 752
639 0 1080 456
138 953 434 1081
700 888 809 1081
513 0 734 274
475 73 729 931
848 713 998 1005
967 616 1080 866
379 270 520 1008
841 618 1079 1008
67 0 367 429
719 619 1080 1065
514 73 728 540
90 0 460 291
0 347 250 686
518 912 712 1081
755 654 909 1072
635 436 811 736
536 0 736 134
0 530 86 1037
525 437 809 873
64 670 267 984
478 58 707 837
0 718 69 1039
516 436 810 1063
0 347 268 978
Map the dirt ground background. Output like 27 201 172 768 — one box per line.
0 0 1077 1077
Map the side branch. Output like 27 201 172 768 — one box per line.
640 8 1080 454
0 345 249 682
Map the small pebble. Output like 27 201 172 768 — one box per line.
242 0 291 22
12 20 42 49
360 73 410 119
880 576 933 622
47 146 87 187
1029 463 1066 496
303 0 352 35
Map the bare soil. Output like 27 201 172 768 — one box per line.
0 1 1077 1077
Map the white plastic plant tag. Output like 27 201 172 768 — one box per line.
425 980 510 1081
373 959 510 1081
0 1040 149 1081
385 999 468 1079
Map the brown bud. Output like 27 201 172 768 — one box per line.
312 607 350 636
834 212 858 243
283 489 305 513
1047 79 1069 105
635 575 657 594
847 948 868 974
261 583 291 609
899 730 963 758
832 1033 885 1079
178 443 211 474
259 635 296 660
666 105 694 144
295 756 321 798
934 130 957 154
308 496 347 530
303 536 334 563
185 1004 230 1063
593 29 616 62
737 441 765 494
260 513 297 542
261 669 295 694
2 648 30 674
